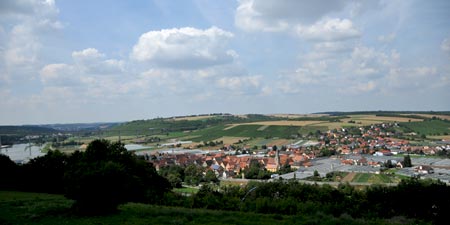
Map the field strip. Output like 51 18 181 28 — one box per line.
224 124 239 130
226 120 325 127
214 136 249 145
410 114 450 120
257 125 269 131
342 172 356 182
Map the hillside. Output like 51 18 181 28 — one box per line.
0 126 57 135
0 191 422 225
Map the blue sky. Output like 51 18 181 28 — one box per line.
1 0 449 125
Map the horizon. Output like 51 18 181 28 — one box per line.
1 0 449 125
2 110 450 126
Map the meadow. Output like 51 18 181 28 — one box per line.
0 191 407 225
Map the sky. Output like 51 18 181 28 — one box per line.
1 0 450 125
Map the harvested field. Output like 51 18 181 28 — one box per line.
412 114 450 120
346 115 423 125
428 135 450 141
270 113 329 118
266 138 292 146
214 136 249 145
342 172 356 182
171 115 215 121
230 120 324 127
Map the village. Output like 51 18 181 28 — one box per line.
139 122 450 184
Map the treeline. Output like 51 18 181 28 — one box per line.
165 179 449 224
0 139 170 214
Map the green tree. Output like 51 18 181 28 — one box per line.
64 139 170 215
204 170 219 183
403 154 412 167
184 164 203 186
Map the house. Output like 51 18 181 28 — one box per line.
415 165 434 174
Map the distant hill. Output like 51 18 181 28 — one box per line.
317 110 450 116
0 125 57 135
40 122 121 132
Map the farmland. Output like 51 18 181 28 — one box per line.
81 112 450 148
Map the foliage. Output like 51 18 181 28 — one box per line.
64 139 170 214
243 159 271 179
0 154 20 190
22 150 68 193
403 154 412 167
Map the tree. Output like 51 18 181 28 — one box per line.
403 154 412 167
22 150 67 193
0 154 20 190
64 139 170 215
184 164 203 186
204 170 219 183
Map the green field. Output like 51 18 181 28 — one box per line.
399 119 450 135
0 191 407 225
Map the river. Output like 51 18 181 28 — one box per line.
0 143 45 163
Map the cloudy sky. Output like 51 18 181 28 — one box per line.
1 0 449 125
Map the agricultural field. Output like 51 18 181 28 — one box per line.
399 119 450 135
214 136 249 145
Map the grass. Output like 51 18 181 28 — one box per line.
2 191 411 225
352 173 371 183
0 191 428 225
399 119 450 135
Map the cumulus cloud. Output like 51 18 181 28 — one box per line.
341 46 399 77
0 0 62 82
40 48 127 90
235 0 348 32
297 18 360 41
131 27 236 69
217 75 260 90
70 48 125 74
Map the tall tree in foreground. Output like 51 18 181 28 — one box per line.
64 139 170 215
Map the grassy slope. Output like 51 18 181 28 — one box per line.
0 191 421 225
399 119 450 135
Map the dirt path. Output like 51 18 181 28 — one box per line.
342 172 356 182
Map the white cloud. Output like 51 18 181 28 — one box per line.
72 48 105 62
442 38 450 53
341 46 399 77
131 27 236 69
235 0 348 32
216 75 262 94
0 0 62 82
71 48 125 74
297 18 360 41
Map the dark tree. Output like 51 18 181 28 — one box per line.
64 139 170 215
0 154 20 190
204 170 219 183
184 164 203 186
22 150 68 193
403 154 412 167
